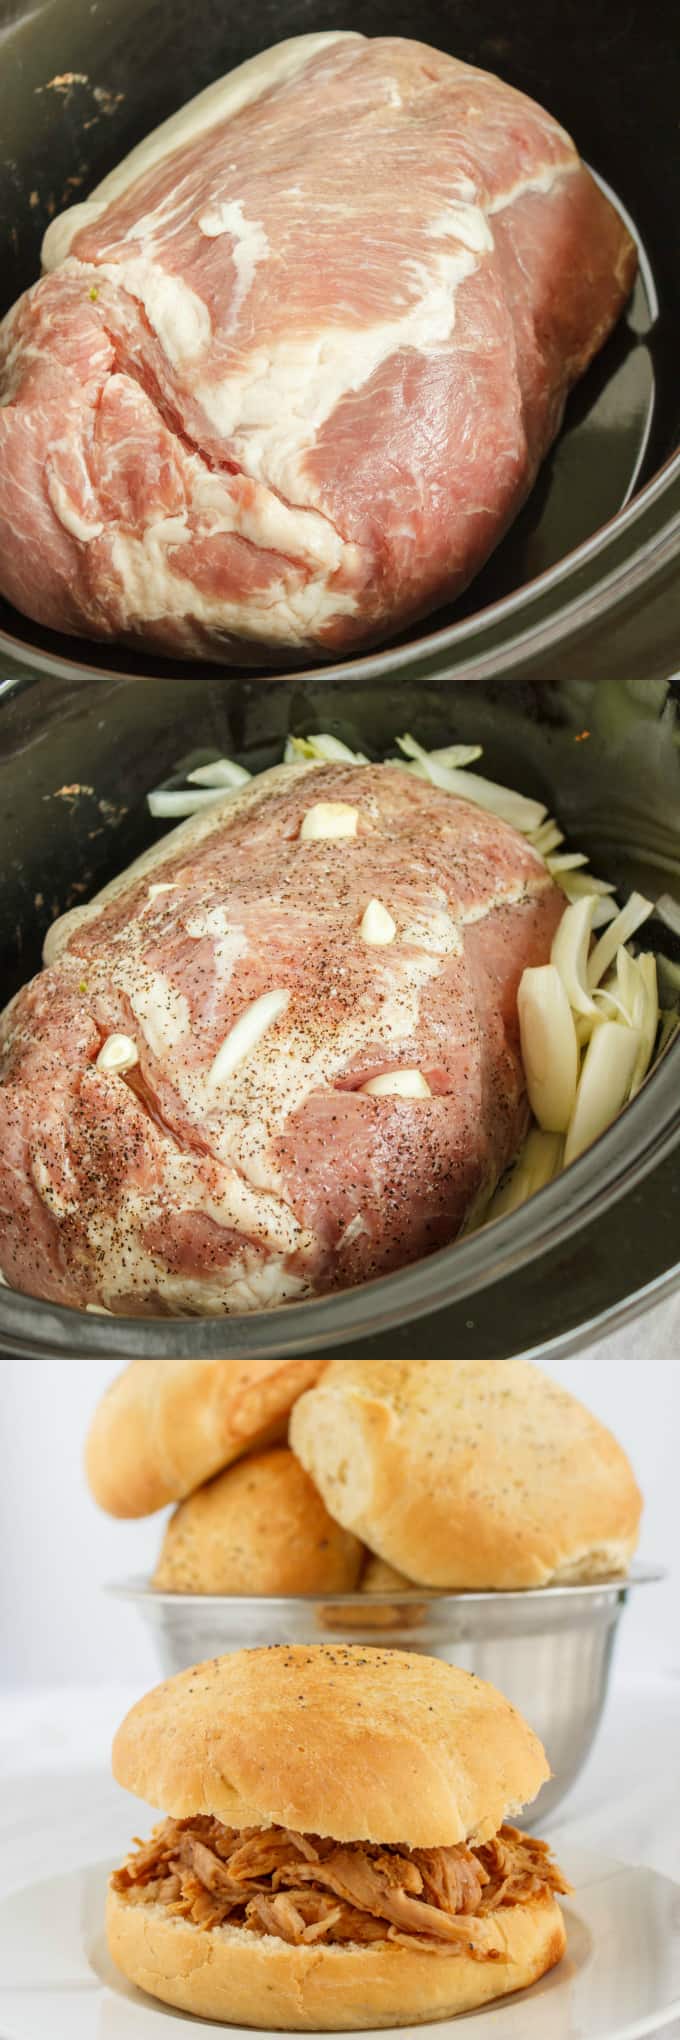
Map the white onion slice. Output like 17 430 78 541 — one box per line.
586 891 654 989
574 1011 603 1048
563 1021 641 1165
629 954 659 1097
655 892 680 938
306 733 368 763
529 820 564 856
546 852 590 874
551 896 600 1017
186 758 251 788
424 743 483 770
361 1069 431 1098
286 733 368 764
147 882 178 900
147 787 231 818
207 990 290 1090
590 897 619 929
96 1033 139 1075
485 1127 564 1221
553 870 616 899
300 802 359 841
395 735 547 832
360 899 397 946
614 946 644 1025
517 965 579 1132
592 985 632 1026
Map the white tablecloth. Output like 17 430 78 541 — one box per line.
1 1678 678 2034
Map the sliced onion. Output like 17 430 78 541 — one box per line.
553 870 616 900
424 743 483 769
147 786 232 818
563 1021 641 1166
308 733 369 763
614 946 644 1025
186 758 251 788
592 984 632 1026
528 819 564 857
546 852 590 874
207 990 290 1090
655 892 680 938
395 735 547 832
286 733 367 764
574 1011 603 1048
485 1127 564 1221
590 897 619 929
551 896 600 1017
629 953 659 1097
586 891 654 989
517 965 579 1132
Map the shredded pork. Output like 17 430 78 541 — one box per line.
111 1818 569 1958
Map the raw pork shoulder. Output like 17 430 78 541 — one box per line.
0 762 564 1314
0 34 636 662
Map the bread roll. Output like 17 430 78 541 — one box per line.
153 1446 364 1594
112 1643 549 1844
289 1359 641 1588
85 1358 325 1516
107 1884 566 2029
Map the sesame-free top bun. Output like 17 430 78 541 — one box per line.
111 1644 550 1846
290 1360 642 1589
85 1359 325 1517
153 1447 364 1594
106 1882 566 2030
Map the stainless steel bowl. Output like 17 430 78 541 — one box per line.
108 1563 662 1822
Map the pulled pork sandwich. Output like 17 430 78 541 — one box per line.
107 1644 569 2028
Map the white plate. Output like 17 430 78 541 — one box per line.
0 1853 678 2040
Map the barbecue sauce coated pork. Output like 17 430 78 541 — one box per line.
112 1816 570 1954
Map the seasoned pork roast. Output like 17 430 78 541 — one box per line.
0 762 563 1312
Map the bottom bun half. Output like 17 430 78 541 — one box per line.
106 1887 567 2030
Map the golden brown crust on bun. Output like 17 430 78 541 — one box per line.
289 1360 642 1589
85 1359 325 1517
153 1447 364 1594
111 1644 549 1846
106 1885 566 2029
361 1555 413 1593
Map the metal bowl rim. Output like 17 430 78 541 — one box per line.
105 1559 665 1609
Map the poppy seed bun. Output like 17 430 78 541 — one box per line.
106 1884 567 2029
289 1360 642 1589
85 1359 325 1517
111 1645 550 1847
153 1447 364 1594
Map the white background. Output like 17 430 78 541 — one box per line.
0 1355 678 1691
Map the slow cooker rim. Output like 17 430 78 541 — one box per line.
1 1036 677 1358
0 448 678 690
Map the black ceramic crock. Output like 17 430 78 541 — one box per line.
0 0 679 685
1 671 678 1359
